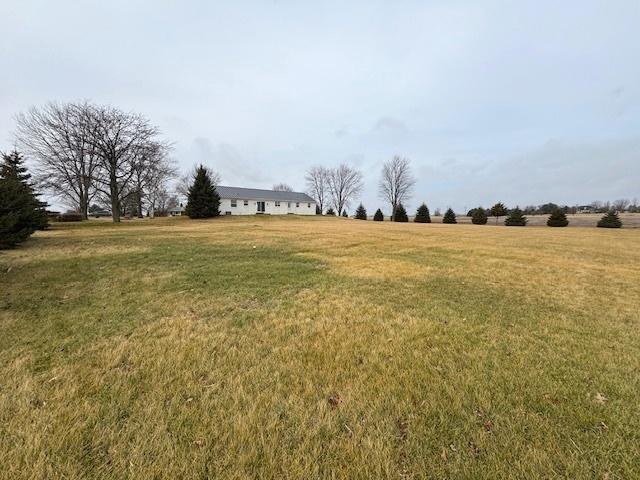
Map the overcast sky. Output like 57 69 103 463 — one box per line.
1 0 639 213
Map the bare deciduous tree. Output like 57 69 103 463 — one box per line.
305 166 329 213
378 156 415 221
327 164 363 216
86 105 167 222
272 183 293 192
613 198 630 212
15 101 100 219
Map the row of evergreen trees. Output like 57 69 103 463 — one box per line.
349 202 624 228
0 151 48 249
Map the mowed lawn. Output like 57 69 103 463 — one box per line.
1 216 639 479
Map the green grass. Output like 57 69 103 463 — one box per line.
1 215 639 479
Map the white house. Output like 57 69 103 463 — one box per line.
168 204 185 216
216 186 317 215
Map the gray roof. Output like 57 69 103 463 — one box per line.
216 186 316 203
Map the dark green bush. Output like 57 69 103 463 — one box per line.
394 203 408 222
414 203 431 223
547 208 569 227
355 204 367 220
597 211 622 228
373 209 384 221
471 207 488 225
442 208 457 224
505 207 527 226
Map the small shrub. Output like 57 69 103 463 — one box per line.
57 212 84 222
505 207 527 226
597 211 622 228
471 207 488 225
394 203 408 222
547 208 569 227
442 208 457 224
414 203 431 223
373 209 384 221
326 207 336 216
341 210 348 217
355 204 367 220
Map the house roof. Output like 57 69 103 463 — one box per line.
216 186 316 203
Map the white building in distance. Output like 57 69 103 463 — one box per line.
216 186 317 215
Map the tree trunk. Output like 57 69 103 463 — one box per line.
137 190 143 218
110 173 120 223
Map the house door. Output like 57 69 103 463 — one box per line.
256 201 265 213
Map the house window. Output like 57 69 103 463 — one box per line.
275 201 281 207
308 203 311 208
231 200 237 207
296 202 300 207
288 202 291 208
244 200 248 206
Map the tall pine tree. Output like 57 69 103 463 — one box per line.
414 203 431 223
394 203 408 222
442 208 457 224
185 165 220 218
355 203 367 220
373 208 384 221
0 150 48 249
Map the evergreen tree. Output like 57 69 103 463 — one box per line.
0 150 48 249
354 203 367 220
442 208 457 224
414 203 431 223
342 209 348 217
393 203 408 222
373 208 384 221
185 165 220 219
326 207 336 216
505 206 527 226
490 202 508 225
547 207 569 227
471 206 488 225
597 210 622 228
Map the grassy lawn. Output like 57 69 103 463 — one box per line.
1 215 639 479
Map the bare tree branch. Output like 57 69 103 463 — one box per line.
305 166 329 213
378 156 415 221
327 164 363 216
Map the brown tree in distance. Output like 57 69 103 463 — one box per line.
327 163 363 216
305 166 329 214
379 156 415 221
272 183 293 192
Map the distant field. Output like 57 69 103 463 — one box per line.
1 216 639 479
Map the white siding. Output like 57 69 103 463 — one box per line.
220 198 316 215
